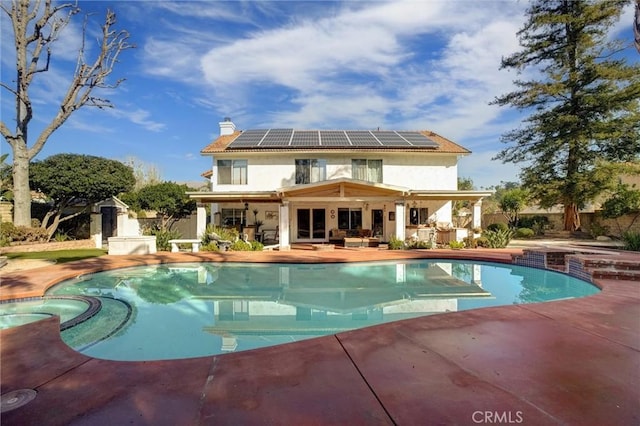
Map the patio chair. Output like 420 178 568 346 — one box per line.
262 226 279 243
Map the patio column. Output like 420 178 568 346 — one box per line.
472 200 482 229
394 201 406 240
279 202 290 251
196 204 206 238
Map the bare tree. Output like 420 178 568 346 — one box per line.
0 0 132 226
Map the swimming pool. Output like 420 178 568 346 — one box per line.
8 259 599 361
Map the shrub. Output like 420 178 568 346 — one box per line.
250 240 264 251
9 226 49 243
483 228 514 248
463 236 478 248
589 221 609 238
407 239 432 249
475 237 490 248
1 222 17 240
230 240 252 251
487 222 509 232
53 232 69 242
515 227 535 239
449 240 465 249
201 224 239 245
518 215 550 235
201 242 221 252
387 235 405 250
144 227 181 251
622 232 640 251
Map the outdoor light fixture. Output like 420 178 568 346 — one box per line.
244 202 249 210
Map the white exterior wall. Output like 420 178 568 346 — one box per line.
208 152 459 191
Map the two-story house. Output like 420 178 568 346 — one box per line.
190 118 491 249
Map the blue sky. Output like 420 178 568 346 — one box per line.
1 1 638 189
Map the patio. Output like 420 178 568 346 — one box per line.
1 246 638 425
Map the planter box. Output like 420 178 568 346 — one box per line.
108 236 157 255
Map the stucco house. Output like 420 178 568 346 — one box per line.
190 118 491 250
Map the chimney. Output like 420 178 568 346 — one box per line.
219 117 236 136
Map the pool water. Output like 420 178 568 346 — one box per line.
31 260 598 361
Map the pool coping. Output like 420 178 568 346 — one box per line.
1 247 639 425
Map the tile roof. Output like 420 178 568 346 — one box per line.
201 130 470 154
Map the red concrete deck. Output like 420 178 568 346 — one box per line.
1 247 639 425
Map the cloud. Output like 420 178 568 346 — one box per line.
191 0 526 134
108 107 166 132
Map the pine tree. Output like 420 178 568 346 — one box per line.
493 0 640 231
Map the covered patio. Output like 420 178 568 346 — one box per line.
189 178 492 250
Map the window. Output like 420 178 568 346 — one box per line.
295 159 326 184
221 208 247 227
338 208 362 230
352 159 382 183
217 160 247 185
409 207 429 225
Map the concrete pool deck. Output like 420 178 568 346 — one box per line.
1 246 638 425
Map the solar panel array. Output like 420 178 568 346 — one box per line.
227 129 439 149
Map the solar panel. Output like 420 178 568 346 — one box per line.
319 131 350 146
396 131 439 147
346 131 381 146
228 129 268 147
372 131 411 146
260 129 294 147
290 130 320 147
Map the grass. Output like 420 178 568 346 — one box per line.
5 249 107 264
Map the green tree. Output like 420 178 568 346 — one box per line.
453 177 475 227
601 182 640 234
136 182 197 231
0 1 132 227
30 154 135 240
483 181 521 215
499 188 530 228
493 0 640 232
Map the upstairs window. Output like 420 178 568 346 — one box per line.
352 159 382 183
217 160 247 185
295 159 326 184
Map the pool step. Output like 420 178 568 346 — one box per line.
513 248 640 282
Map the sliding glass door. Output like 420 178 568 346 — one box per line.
297 208 326 240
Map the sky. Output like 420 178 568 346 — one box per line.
1 1 638 190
